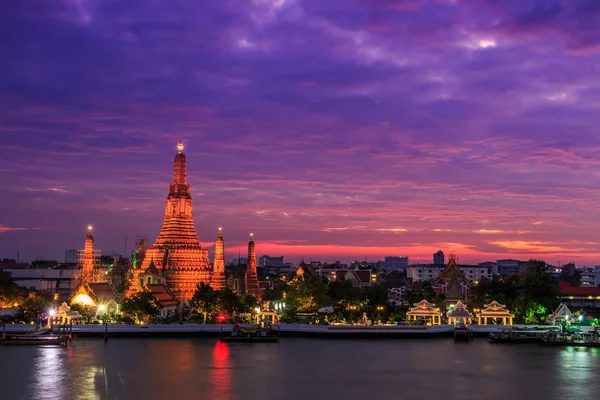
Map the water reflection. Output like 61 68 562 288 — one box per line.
210 341 232 399
32 347 66 400
5 340 600 400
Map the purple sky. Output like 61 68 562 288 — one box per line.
1 0 600 265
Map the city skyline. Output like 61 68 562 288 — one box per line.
2 1 600 265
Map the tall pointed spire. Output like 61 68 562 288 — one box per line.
82 225 96 284
130 141 212 302
210 227 227 290
172 141 187 187
246 233 261 298
155 141 200 248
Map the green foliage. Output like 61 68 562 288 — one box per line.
469 261 559 324
0 269 22 308
328 280 362 304
21 291 53 320
69 302 93 323
286 275 329 312
403 280 437 307
191 282 218 318
363 284 388 306
121 291 160 323
216 288 242 314
262 283 286 301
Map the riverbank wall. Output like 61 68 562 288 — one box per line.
4 323 593 339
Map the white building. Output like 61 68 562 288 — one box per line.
408 264 493 283
580 267 600 287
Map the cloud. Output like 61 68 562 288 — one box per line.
0 0 599 264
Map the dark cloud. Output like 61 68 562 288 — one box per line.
1 0 599 263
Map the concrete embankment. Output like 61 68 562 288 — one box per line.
6 323 588 339
4 323 456 339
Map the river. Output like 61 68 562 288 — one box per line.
1 338 599 399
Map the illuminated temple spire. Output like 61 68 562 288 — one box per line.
154 141 200 248
246 233 261 298
82 225 95 283
130 141 212 301
210 227 227 290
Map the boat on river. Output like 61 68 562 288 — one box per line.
1 334 71 346
541 328 600 347
220 324 279 343
488 327 559 343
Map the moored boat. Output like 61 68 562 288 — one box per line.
220 324 279 343
541 328 600 347
488 327 558 343
1 334 71 346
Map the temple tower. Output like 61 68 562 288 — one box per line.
246 233 261 298
210 228 227 290
81 226 96 284
130 142 211 301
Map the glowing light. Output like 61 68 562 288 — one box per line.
87 225 93 233
177 141 184 153
98 304 106 312
255 307 261 313
72 293 96 306
250 233 254 238
48 309 56 316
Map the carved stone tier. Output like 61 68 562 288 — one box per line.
127 142 212 301
210 229 227 290
246 236 261 298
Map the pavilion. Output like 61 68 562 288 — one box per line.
547 303 574 325
51 302 84 324
406 300 442 325
447 301 474 326
477 300 514 325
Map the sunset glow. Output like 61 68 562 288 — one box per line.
1 1 599 265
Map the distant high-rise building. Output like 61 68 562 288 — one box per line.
65 249 78 264
259 255 284 267
433 250 445 266
384 256 409 271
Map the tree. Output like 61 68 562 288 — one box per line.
262 283 286 302
364 284 388 306
0 269 22 308
216 288 242 314
69 302 93 323
21 291 53 321
512 263 559 324
191 282 218 322
421 281 436 302
286 275 329 312
121 291 160 323
328 280 362 304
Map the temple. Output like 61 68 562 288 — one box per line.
406 300 442 325
432 255 471 308
128 142 211 301
477 300 514 325
210 228 227 290
447 301 474 326
245 234 261 298
78 226 99 284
